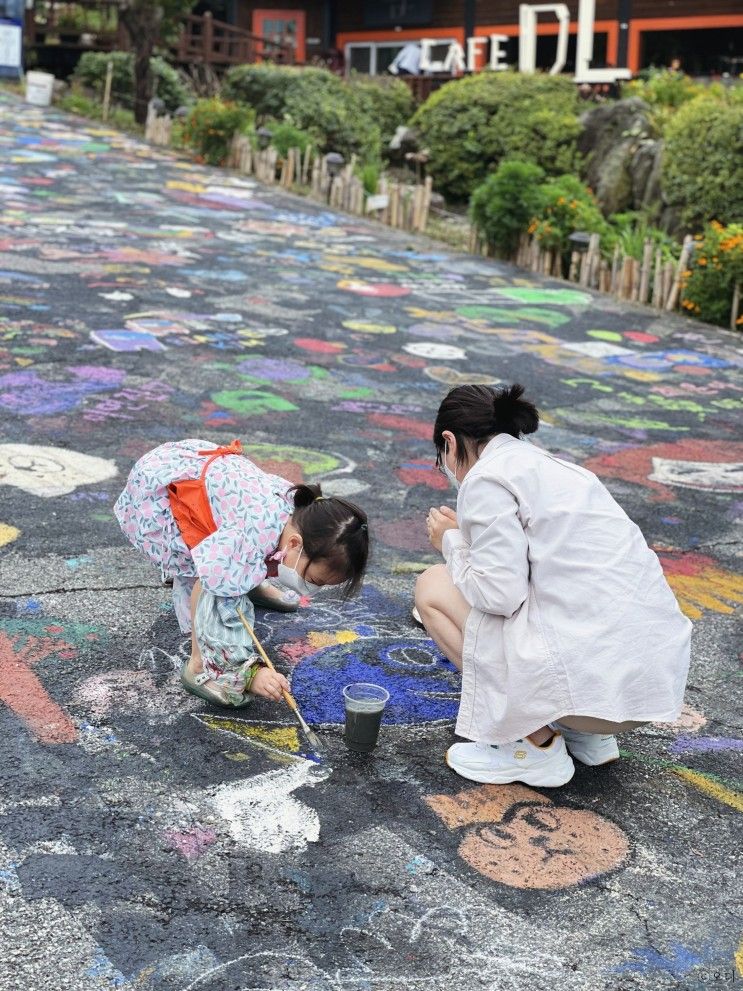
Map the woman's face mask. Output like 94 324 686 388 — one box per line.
277 543 323 597
442 441 460 491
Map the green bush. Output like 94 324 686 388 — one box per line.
348 75 415 148
223 63 381 162
469 159 546 257
530 175 610 257
680 222 743 328
57 88 139 132
411 71 582 201
182 99 253 166
624 69 703 110
610 211 680 263
266 120 312 158
222 63 302 119
73 50 190 113
662 96 743 231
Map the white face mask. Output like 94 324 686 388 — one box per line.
442 441 460 491
277 544 323 598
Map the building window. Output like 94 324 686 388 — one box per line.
345 39 455 76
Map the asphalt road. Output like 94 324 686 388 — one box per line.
0 94 741 991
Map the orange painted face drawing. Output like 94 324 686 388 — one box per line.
426 784 629 891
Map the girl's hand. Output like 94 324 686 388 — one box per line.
250 666 290 702
438 505 458 523
426 506 459 553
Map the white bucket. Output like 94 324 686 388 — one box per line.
25 71 55 107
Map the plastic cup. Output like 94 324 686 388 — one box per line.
342 683 389 753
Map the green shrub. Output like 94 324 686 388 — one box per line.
73 50 190 112
357 159 382 195
680 222 743 328
266 120 312 158
223 63 381 162
469 159 546 257
411 71 581 201
662 96 743 230
182 99 253 166
348 75 415 148
624 69 703 110
530 175 610 257
222 63 302 118
609 211 680 263
57 87 139 132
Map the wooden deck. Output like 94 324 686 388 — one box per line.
24 2 294 75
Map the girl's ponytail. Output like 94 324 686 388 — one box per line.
291 483 323 509
492 384 539 437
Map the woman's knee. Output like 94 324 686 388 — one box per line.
415 564 450 611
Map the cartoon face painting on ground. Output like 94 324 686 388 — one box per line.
0 95 741 991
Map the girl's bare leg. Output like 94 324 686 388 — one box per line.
415 564 470 672
187 579 203 676
416 564 553 746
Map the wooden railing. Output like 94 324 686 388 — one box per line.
173 12 294 68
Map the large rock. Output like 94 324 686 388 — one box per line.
579 99 661 216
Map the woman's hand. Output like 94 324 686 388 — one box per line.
250 666 290 701
426 505 459 553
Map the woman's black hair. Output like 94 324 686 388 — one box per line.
289 484 369 596
433 383 539 468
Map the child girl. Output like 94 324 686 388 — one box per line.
416 384 691 787
115 439 368 707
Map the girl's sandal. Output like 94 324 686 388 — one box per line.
180 662 252 708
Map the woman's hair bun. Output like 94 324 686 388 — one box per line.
291 483 323 509
493 383 539 436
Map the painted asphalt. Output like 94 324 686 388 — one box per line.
0 94 741 991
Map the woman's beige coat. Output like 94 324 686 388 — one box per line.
443 434 692 744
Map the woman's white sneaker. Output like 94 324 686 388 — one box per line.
555 724 620 766
445 734 575 787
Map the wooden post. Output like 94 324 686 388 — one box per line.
651 249 663 308
619 255 634 299
102 59 113 122
599 259 610 292
302 145 312 185
639 239 653 304
666 235 693 311
568 250 580 282
202 10 214 65
610 243 621 294
730 282 740 331
587 233 601 288
630 258 640 302
579 247 590 286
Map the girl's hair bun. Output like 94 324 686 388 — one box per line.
492 383 539 436
291 483 323 509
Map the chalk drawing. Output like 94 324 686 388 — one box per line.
426 783 630 890
0 445 117 498
658 552 743 620
193 713 307 760
0 620 97 744
0 522 20 547
207 760 330 854
649 458 743 493
585 440 743 502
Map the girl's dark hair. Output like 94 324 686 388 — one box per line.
289 484 369 596
433 383 539 468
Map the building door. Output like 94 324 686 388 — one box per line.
253 9 306 62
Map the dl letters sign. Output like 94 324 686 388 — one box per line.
418 0 631 83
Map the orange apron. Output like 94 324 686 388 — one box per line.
167 439 243 550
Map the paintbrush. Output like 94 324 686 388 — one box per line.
236 607 324 753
